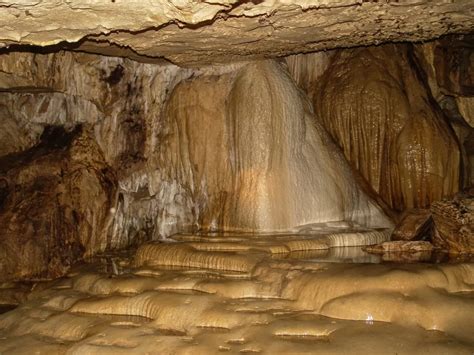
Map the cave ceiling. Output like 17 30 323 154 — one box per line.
1 0 473 65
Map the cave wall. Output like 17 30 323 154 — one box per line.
0 49 395 280
0 126 116 280
414 36 474 189
0 51 193 279
0 39 471 280
0 51 213 248
288 43 463 212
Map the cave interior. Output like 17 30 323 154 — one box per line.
0 1 473 354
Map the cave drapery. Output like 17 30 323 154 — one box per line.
0 1 473 353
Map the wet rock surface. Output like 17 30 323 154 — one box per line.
365 241 434 254
158 60 392 234
434 35 474 97
311 44 460 212
0 233 472 354
364 240 437 263
415 35 474 190
0 2 472 352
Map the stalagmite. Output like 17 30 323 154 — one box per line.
157 60 392 233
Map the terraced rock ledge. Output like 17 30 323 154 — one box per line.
1 230 473 354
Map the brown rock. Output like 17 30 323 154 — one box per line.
392 209 433 241
434 35 474 97
365 241 435 263
414 37 474 189
0 126 117 281
365 241 434 254
312 44 460 212
431 195 474 254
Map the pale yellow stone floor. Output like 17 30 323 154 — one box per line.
0 231 473 354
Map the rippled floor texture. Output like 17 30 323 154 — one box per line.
0 230 473 354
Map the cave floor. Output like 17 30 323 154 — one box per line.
0 231 473 354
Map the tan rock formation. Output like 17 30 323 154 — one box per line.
0 1 472 353
0 51 394 280
457 98 474 129
0 51 174 166
0 1 473 65
0 236 472 353
0 8 472 348
157 60 392 233
312 44 460 211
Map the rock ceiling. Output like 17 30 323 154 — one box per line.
1 0 473 65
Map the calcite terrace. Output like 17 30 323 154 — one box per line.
0 1 473 353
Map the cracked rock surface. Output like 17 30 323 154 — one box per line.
1 1 473 65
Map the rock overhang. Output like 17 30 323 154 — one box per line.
0 1 473 66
